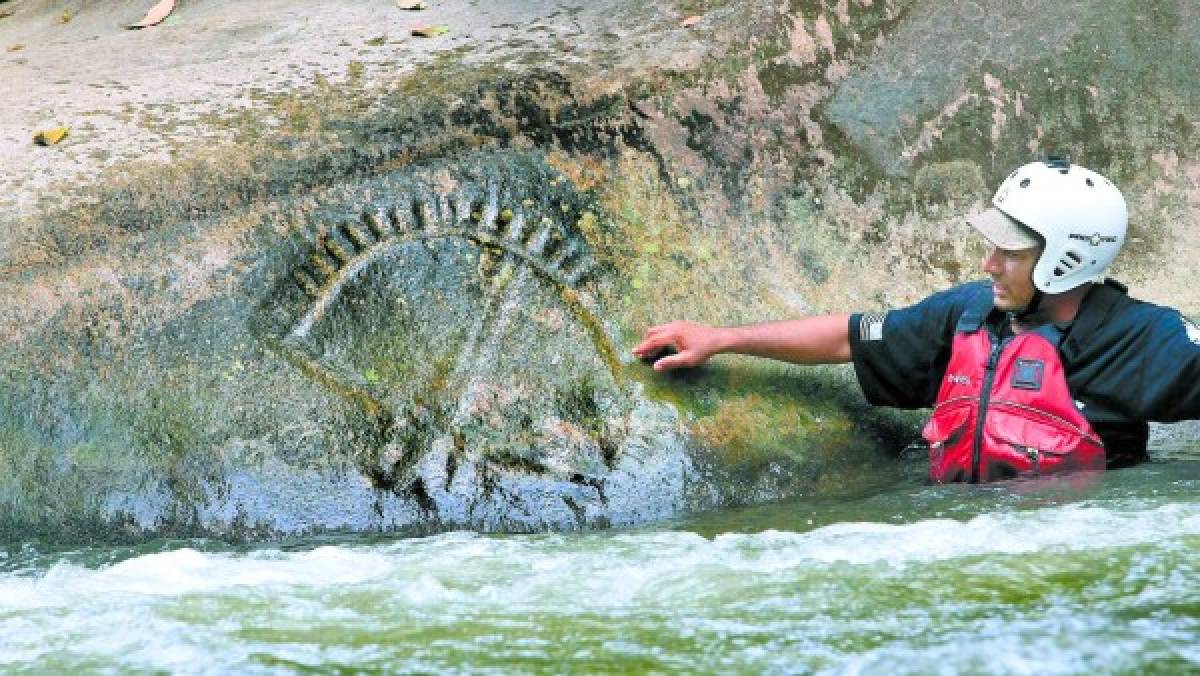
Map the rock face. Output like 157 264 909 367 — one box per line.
1 0 1198 542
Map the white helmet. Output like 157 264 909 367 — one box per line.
967 159 1127 294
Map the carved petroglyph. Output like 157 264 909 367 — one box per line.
255 162 624 503
285 186 598 341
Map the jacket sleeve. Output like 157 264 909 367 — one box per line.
1133 308 1200 422
848 281 989 409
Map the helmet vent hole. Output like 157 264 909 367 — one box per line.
1066 250 1084 265
1020 178 1031 188
1053 266 1066 277
1085 177 1095 187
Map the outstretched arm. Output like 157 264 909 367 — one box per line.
631 315 852 371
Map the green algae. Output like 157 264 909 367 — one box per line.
0 369 136 543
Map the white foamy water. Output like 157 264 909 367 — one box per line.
2 496 1200 674
2 503 1193 609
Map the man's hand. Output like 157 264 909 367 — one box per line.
632 321 727 372
632 314 852 371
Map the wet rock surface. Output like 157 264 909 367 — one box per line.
2 0 1198 542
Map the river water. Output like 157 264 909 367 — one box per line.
4 454 1200 674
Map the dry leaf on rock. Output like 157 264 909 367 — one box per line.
6 43 23 52
680 15 701 28
411 24 449 37
127 0 175 29
396 1 427 9
0 10 15 20
33 126 69 146
59 8 72 23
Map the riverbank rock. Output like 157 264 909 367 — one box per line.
2 0 1198 543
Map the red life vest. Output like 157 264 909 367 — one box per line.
922 319 1106 483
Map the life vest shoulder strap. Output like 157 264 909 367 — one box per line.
1030 323 1064 349
954 285 995 334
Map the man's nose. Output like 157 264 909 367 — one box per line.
981 249 1001 274
979 248 1008 274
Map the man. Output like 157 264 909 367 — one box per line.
633 159 1200 483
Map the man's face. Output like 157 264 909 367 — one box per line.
981 244 1041 311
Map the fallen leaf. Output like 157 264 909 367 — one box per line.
33 126 69 146
366 35 387 46
0 10 15 20
127 0 175 29
411 24 449 37
59 8 72 24
6 43 23 52
680 15 701 28
396 0 427 9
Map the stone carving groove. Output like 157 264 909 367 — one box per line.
286 183 598 341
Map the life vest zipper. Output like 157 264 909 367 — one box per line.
971 335 1004 483
988 400 1104 446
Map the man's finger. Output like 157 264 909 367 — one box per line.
632 332 659 352
632 334 671 356
652 352 688 371
637 345 680 366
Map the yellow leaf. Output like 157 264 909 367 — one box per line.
411 24 449 38
6 43 24 52
33 126 69 146
127 0 175 29
60 9 72 24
